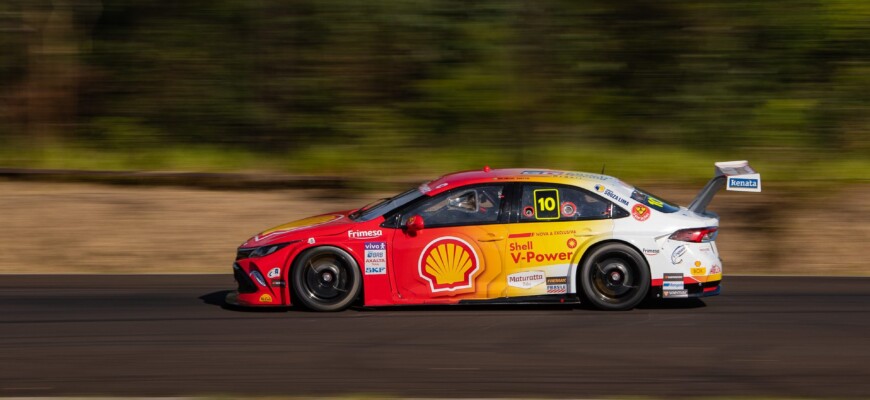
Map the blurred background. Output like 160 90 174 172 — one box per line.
3 0 870 177
0 0 867 274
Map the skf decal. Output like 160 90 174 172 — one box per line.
418 237 480 292
632 204 650 221
259 294 273 303
509 241 573 264
507 271 546 289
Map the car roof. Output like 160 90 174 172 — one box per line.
420 167 627 196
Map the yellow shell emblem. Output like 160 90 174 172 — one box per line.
418 237 480 292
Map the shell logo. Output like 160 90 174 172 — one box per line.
418 237 480 293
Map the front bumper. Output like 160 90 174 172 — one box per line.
229 262 287 307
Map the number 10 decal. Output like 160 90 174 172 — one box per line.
533 188 560 220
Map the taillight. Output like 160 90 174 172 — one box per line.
669 227 718 243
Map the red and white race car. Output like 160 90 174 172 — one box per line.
228 161 760 311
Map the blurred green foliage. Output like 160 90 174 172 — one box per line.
0 0 868 180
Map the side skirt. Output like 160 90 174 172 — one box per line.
458 294 581 305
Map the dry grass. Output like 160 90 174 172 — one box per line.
0 180 866 275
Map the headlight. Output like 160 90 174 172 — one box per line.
237 242 296 260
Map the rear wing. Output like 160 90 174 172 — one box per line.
688 160 761 213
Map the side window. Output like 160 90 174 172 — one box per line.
401 185 505 227
520 185 613 222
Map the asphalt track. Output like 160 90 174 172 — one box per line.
0 275 868 398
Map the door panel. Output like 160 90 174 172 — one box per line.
390 224 507 303
388 184 509 304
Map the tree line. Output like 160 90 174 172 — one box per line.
1 0 868 166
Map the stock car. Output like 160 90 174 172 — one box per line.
227 161 760 311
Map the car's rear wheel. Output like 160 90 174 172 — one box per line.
579 243 650 311
292 246 361 312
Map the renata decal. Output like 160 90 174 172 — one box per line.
507 271 546 289
348 229 383 239
418 237 480 293
643 248 659 256
509 241 573 264
364 242 387 275
632 204 651 221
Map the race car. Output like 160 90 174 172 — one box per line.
227 161 760 311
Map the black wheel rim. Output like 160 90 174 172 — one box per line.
590 256 640 302
301 254 352 302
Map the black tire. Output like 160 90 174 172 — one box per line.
579 243 650 311
291 246 362 312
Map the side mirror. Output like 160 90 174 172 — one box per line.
406 215 425 235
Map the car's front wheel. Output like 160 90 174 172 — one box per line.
292 246 362 311
579 243 650 311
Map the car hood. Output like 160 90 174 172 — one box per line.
240 211 359 248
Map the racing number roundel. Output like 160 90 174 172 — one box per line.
418 237 480 293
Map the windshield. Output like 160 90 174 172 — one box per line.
349 187 424 222
630 188 681 213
